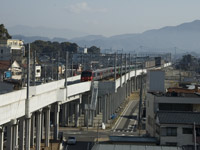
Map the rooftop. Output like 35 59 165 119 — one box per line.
92 144 181 150
150 86 200 97
157 111 200 125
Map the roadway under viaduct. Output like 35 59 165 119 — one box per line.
0 63 171 150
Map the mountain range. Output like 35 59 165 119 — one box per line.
10 20 200 53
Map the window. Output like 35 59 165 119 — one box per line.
166 127 177 136
1 49 3 54
159 103 192 111
183 128 193 134
166 142 177 146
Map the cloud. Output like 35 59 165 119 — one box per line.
66 2 107 14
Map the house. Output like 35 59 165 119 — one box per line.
0 60 11 81
0 39 25 64
146 70 200 149
6 60 22 80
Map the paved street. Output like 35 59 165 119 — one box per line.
60 98 140 150
63 141 94 150
112 99 139 133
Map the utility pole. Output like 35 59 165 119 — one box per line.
71 53 73 77
81 52 83 71
114 53 117 81
57 51 60 80
33 50 36 86
25 44 31 150
134 54 137 91
65 52 68 98
51 52 54 80
44 65 46 83
138 63 143 132
125 53 127 83
129 53 131 80
120 53 123 87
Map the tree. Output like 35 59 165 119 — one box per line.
176 54 199 72
87 46 100 54
25 40 78 60
0 24 12 40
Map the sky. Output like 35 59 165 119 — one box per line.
1 0 200 37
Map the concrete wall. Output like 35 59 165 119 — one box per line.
115 69 146 89
160 124 194 146
146 93 156 136
147 70 165 93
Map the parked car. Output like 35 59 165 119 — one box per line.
67 136 76 145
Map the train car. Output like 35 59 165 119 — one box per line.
81 70 94 81
80 64 147 82
81 67 115 82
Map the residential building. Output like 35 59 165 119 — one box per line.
0 39 25 64
146 70 200 149
0 60 11 80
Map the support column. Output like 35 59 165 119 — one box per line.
66 103 69 126
41 111 44 140
36 110 42 150
102 95 107 123
19 118 25 150
106 95 109 122
68 103 73 124
112 95 114 115
90 110 94 126
61 104 67 127
25 118 31 150
108 95 111 119
0 127 4 150
54 103 60 140
7 123 13 150
84 109 88 127
131 78 133 93
99 97 102 113
75 101 80 127
45 106 50 147
30 114 35 147
12 120 18 150
79 95 82 116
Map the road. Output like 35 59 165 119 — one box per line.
61 130 106 150
112 100 139 133
63 141 94 150
61 99 139 149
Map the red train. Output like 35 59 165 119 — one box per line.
81 66 134 82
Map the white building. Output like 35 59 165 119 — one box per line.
0 39 25 63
